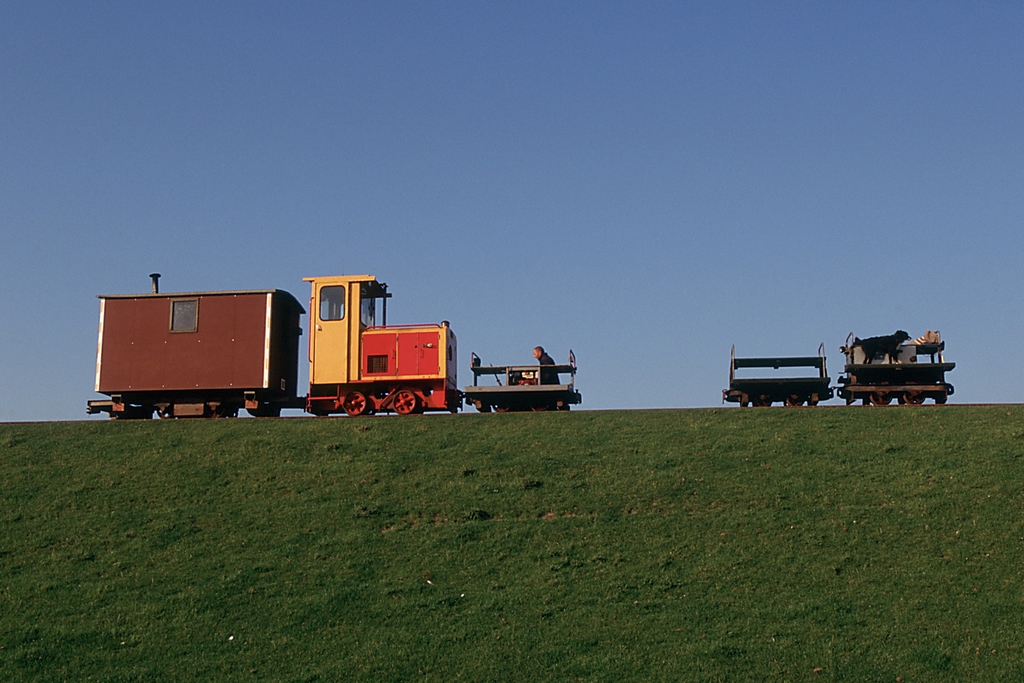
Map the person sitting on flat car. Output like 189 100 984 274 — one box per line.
533 346 558 385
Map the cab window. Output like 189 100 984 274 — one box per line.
319 286 345 321
360 295 376 327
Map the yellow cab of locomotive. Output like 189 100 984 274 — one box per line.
304 275 459 416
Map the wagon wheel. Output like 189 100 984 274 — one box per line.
869 392 891 406
531 404 550 412
393 389 420 415
494 405 512 413
474 400 492 413
210 403 239 418
934 394 948 405
808 395 820 407
342 391 370 417
752 396 772 407
903 390 926 405
786 395 804 407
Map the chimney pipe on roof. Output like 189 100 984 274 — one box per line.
149 273 161 294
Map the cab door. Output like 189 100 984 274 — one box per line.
308 281 356 385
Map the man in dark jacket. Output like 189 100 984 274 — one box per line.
533 346 558 385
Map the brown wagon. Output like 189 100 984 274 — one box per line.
88 283 305 418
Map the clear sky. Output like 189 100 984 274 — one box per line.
1 2 1021 421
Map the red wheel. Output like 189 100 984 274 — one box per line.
869 392 891 406
393 389 419 415
342 391 370 417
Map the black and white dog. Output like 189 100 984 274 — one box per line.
847 330 911 364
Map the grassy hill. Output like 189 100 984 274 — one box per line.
2 407 1023 682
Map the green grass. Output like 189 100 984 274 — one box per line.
2 407 1024 681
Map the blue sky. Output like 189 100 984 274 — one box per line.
1 2 1021 420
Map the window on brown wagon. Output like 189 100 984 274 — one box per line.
170 299 198 333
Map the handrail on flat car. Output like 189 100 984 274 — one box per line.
729 344 829 378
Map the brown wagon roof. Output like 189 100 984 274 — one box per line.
98 288 293 298
97 289 305 312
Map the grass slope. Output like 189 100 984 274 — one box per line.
2 407 1024 682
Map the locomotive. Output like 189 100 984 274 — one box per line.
87 274 579 418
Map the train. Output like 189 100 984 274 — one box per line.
87 273 954 417
87 273 581 419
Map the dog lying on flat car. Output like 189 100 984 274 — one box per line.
841 330 910 364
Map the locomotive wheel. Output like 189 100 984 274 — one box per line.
786 395 804 407
935 394 948 405
393 389 420 415
752 396 772 407
342 391 370 417
869 392 891 406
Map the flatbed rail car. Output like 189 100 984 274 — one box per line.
723 344 833 407
837 333 954 405
464 351 581 412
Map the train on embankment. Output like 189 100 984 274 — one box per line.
87 274 954 418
